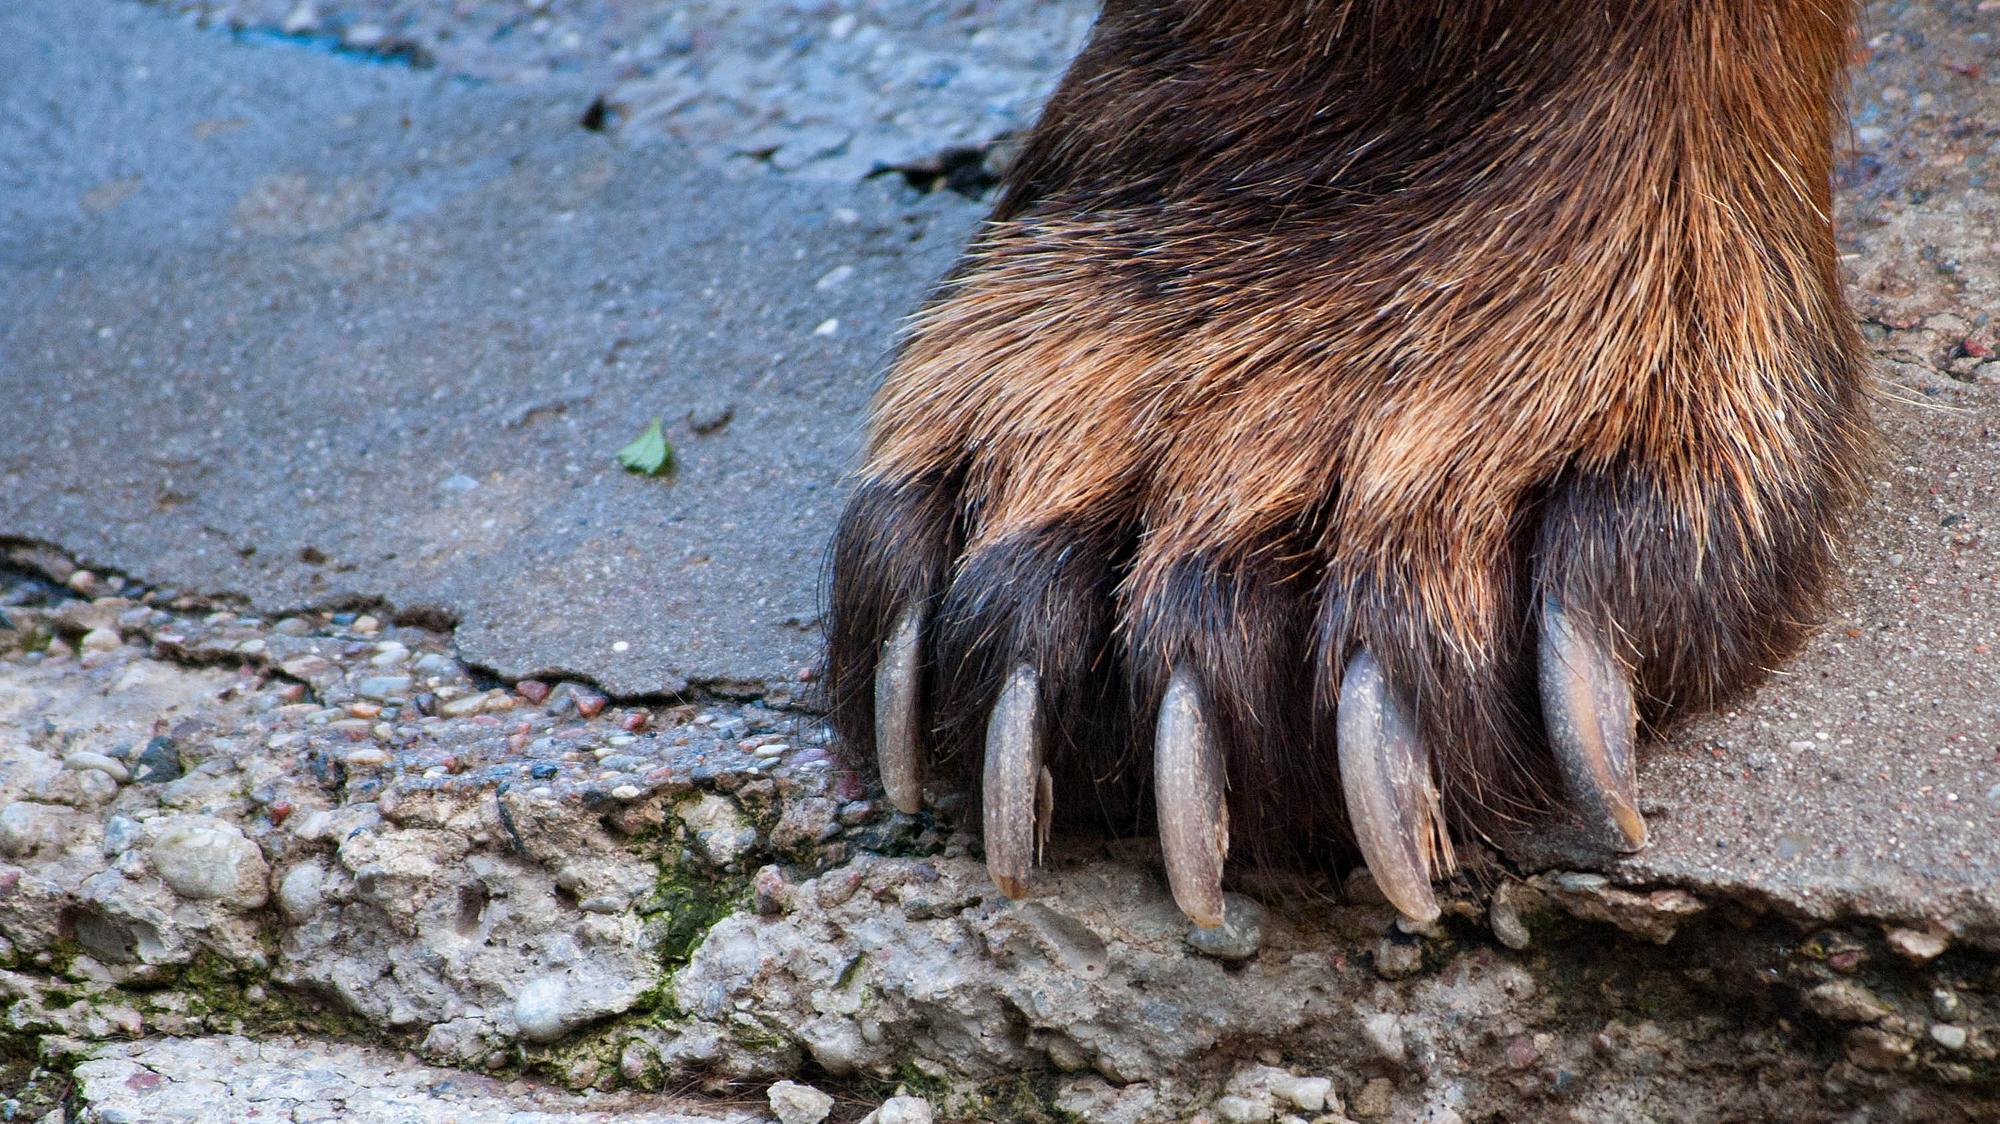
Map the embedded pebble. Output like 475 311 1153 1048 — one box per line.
1362 1012 1407 1066
101 815 141 855
1268 1075 1330 1114
0 801 73 857
1185 893 1264 960
355 675 412 701
1489 883 1533 950
768 1080 835 1124
1930 1024 1968 1050
1214 1095 1273 1124
80 627 122 652
513 976 574 1042
1352 1077 1395 1118
150 819 270 907
277 862 326 921
344 748 390 768
861 1095 933 1124
1374 935 1424 980
129 737 183 783
1886 926 1950 963
1805 980 1890 1023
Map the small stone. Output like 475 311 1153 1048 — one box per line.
1886 925 1950 963
1805 980 1890 1023
573 689 608 718
0 802 71 857
1185 893 1264 960
610 785 642 800
352 614 381 634
355 675 412 701
277 863 325 921
688 403 735 433
769 1080 835 1124
1215 1095 1273 1124
1361 1012 1406 1066
514 976 574 1043
1930 1024 1969 1051
1931 988 1965 1020
578 895 625 914
753 865 789 915
150 818 270 907
1373 935 1423 979
1351 1077 1395 1119
677 793 756 863
130 736 183 783
1489 882 1532 950
280 655 335 681
865 1096 933 1124
516 679 552 704
439 694 486 718
1845 1027 1915 1071
1268 1075 1330 1114
102 815 141 854
80 627 122 652
274 616 313 636
344 748 390 768
67 570 99 594
64 751 130 782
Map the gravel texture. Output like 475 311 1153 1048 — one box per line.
3 569 1998 1121
71 1033 774 1123
137 0 1098 181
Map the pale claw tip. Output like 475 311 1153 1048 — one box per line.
875 604 925 815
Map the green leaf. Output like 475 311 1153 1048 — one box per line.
616 417 673 476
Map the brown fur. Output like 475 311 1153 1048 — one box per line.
827 0 1871 869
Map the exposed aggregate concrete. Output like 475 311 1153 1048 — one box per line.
3 568 1998 1120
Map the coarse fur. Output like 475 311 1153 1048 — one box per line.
826 0 1872 874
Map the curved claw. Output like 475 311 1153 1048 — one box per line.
874 605 925 814
1538 593 1648 852
983 664 1046 899
1337 650 1449 924
1155 669 1229 928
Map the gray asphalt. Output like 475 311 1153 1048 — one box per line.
1 0 976 701
4 0 1996 939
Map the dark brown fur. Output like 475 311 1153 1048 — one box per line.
827 0 1871 871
